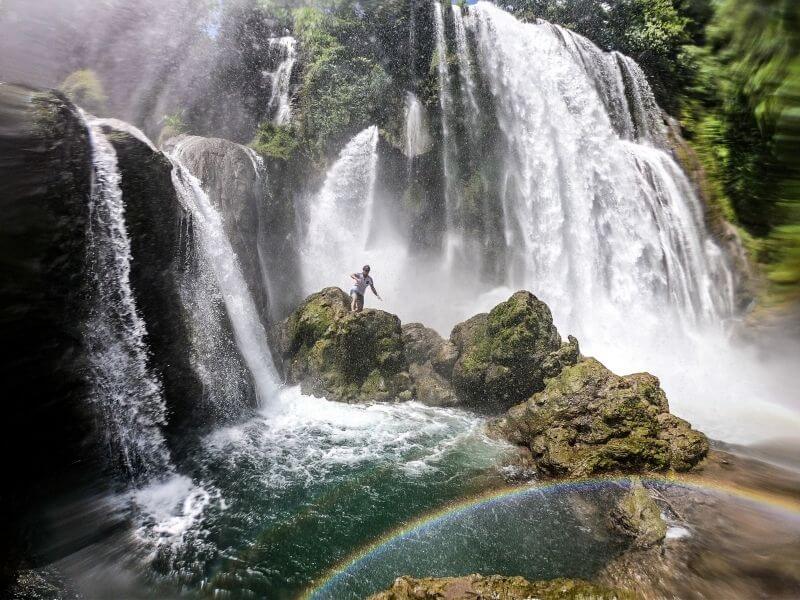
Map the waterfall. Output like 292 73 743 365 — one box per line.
470 2 735 333
168 141 282 407
433 2 457 235
404 91 430 158
301 126 380 294
451 5 480 138
534 19 664 144
267 36 297 126
82 115 172 482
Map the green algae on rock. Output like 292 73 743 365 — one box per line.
276 287 413 402
609 479 667 548
367 574 636 600
450 291 579 412
491 358 709 477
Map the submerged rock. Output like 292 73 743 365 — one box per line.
450 291 578 412
368 574 635 600
491 358 708 476
609 479 667 548
276 287 413 402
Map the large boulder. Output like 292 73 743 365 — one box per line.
163 135 271 323
368 575 634 600
491 358 709 477
450 291 579 412
276 287 413 402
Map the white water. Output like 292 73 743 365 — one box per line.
433 1 461 262
205 386 504 488
451 1 797 443
293 3 800 443
169 141 282 407
404 91 431 158
302 126 382 293
82 115 172 481
266 36 297 125
452 5 480 137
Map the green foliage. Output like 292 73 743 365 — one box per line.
59 69 107 114
251 122 300 161
293 6 393 160
679 0 800 303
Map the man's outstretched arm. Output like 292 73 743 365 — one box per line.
370 283 382 300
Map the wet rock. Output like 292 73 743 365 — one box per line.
0 85 105 583
609 479 667 548
490 358 708 476
162 135 271 323
402 323 446 365
402 323 458 406
276 287 413 402
368 574 635 600
450 291 576 412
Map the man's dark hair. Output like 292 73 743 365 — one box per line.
363 265 370 272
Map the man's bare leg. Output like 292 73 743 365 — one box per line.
351 293 357 312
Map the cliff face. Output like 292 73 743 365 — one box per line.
0 85 106 583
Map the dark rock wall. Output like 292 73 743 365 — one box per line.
0 85 110 585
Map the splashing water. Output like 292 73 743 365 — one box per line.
82 114 172 482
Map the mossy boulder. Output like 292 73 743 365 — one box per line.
277 287 413 402
450 291 579 412
368 574 635 600
609 479 667 548
491 358 708 477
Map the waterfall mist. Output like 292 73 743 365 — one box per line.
294 1 800 444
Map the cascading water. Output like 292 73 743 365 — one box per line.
404 91 431 158
302 126 381 293
266 36 297 126
168 140 282 407
82 115 172 482
451 5 480 138
445 1 797 442
432 1 461 261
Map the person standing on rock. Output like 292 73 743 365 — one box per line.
350 265 381 312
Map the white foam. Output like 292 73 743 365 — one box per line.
133 475 213 546
204 386 508 490
666 525 691 540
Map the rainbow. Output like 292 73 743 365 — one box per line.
302 473 800 599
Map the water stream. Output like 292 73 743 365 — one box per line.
82 115 173 482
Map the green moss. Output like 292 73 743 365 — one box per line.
250 122 300 161
493 357 708 476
